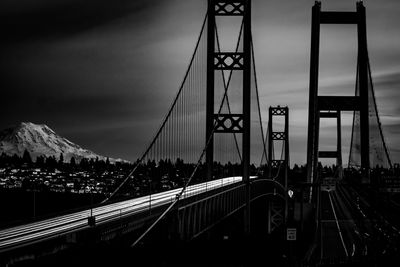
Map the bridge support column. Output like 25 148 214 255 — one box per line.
267 106 289 233
357 2 370 182
206 0 215 182
306 1 371 188
242 0 252 236
206 0 252 235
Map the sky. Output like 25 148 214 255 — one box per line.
1 0 400 165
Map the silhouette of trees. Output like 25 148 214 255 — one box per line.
11 154 21 166
70 157 76 167
45 156 57 170
1 150 398 199
22 149 32 165
58 153 64 165
0 153 6 166
36 155 45 167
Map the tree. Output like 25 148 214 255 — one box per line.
58 153 64 165
293 164 300 171
11 154 21 166
0 153 8 167
36 155 45 167
80 158 89 170
89 158 95 169
70 156 76 166
22 149 32 165
46 156 57 170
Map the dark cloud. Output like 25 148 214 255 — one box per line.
374 71 400 92
0 0 162 42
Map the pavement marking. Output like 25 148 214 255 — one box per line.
328 191 349 257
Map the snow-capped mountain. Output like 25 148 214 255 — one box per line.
0 122 127 163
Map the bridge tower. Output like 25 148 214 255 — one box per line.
206 0 252 232
306 1 369 185
267 106 289 233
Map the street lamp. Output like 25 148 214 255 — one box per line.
88 185 96 226
33 182 36 218
148 177 152 212
288 189 294 199
90 185 93 217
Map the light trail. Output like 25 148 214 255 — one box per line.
0 176 255 252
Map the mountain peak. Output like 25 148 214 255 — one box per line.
20 121 52 130
17 122 56 137
0 122 127 163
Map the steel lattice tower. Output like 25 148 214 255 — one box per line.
206 0 252 233
267 106 289 233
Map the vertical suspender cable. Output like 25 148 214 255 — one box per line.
349 63 359 168
367 60 392 168
132 12 248 246
215 23 244 162
102 14 208 203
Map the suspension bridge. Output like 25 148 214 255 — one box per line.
0 1 398 266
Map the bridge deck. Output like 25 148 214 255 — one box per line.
0 176 256 253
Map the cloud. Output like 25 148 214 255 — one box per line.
0 0 164 42
1 0 400 165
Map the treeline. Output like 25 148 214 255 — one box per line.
0 150 132 172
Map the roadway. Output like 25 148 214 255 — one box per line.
318 182 400 264
320 185 361 260
0 176 253 253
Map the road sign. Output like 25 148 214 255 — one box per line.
287 228 297 241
